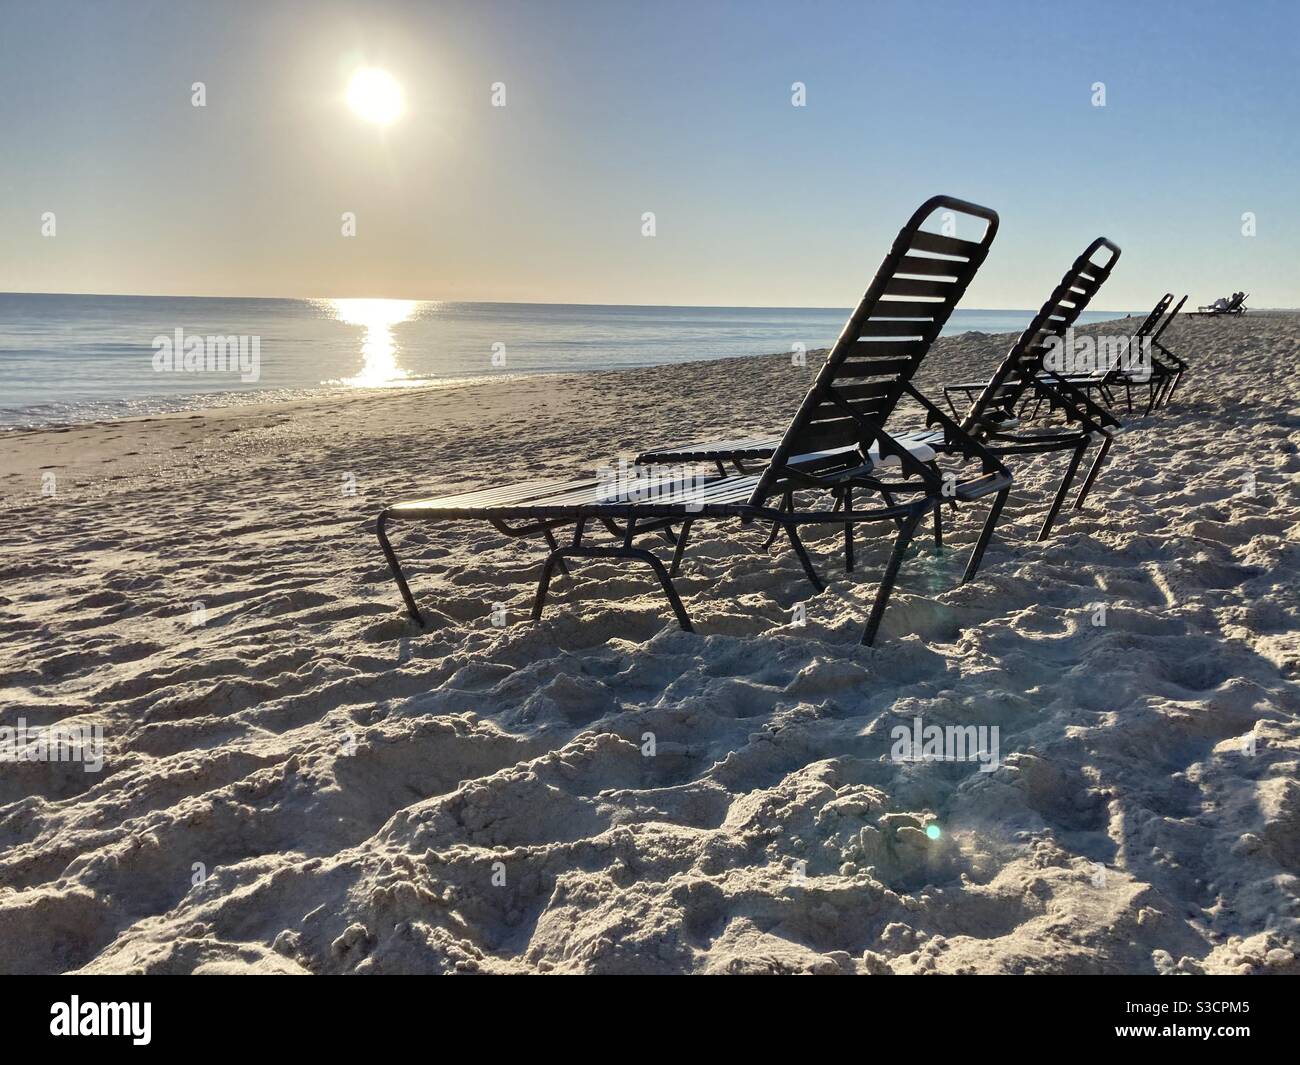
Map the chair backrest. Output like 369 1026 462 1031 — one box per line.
1134 293 1173 337
749 196 998 505
1151 294 1187 343
958 237 1121 437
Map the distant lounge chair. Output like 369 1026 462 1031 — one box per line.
1038 293 1174 416
1055 293 1188 415
1108 292 1186 414
376 196 1011 645
1146 294 1188 409
1198 291 1247 316
644 238 1126 543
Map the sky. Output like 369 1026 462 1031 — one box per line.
2 0 1298 310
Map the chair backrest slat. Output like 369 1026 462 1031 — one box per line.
748 196 999 505
958 238 1122 435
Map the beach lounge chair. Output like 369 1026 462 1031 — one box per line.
376 195 1011 645
1146 294 1188 409
642 238 1126 544
1198 292 1247 316
1049 293 1187 415
936 238 1127 538
1034 293 1172 416
1106 292 1186 414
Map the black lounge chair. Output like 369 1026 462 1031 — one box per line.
643 238 1127 543
1054 293 1188 416
1113 293 1187 414
935 238 1127 539
1198 292 1247 316
1034 292 1172 417
376 195 1011 645
1146 294 1188 409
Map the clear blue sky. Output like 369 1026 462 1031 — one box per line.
2 0 1297 309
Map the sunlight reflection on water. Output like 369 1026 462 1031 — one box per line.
329 298 422 387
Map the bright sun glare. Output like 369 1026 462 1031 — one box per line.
347 68 403 125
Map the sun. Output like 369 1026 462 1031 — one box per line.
347 68 403 125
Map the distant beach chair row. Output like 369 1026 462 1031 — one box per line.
1197 291 1248 316
375 195 1193 645
945 290 1189 417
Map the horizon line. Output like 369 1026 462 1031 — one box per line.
0 289 1155 314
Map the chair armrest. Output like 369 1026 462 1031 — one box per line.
956 470 1012 501
905 382 1013 479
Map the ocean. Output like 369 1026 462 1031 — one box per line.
0 294 1130 428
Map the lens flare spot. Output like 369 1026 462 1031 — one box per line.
347 68 403 125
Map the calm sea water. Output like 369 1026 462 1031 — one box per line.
0 294 1129 428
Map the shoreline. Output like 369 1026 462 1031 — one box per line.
0 310 1286 496
0 308 1155 434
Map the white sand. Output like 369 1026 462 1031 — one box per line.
1 312 1297 974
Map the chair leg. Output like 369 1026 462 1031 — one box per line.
645 551 694 631
376 512 427 627
1075 434 1112 510
1166 368 1185 405
532 543 694 632
785 524 825 593
542 526 571 577
531 546 566 621
1037 442 1087 541
963 486 1009 584
1143 378 1159 416
763 491 792 549
669 519 693 578
927 463 943 553
1157 377 1169 409
843 487 855 573
1162 368 1183 408
861 505 925 646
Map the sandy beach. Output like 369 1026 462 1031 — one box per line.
1 310 1298 975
